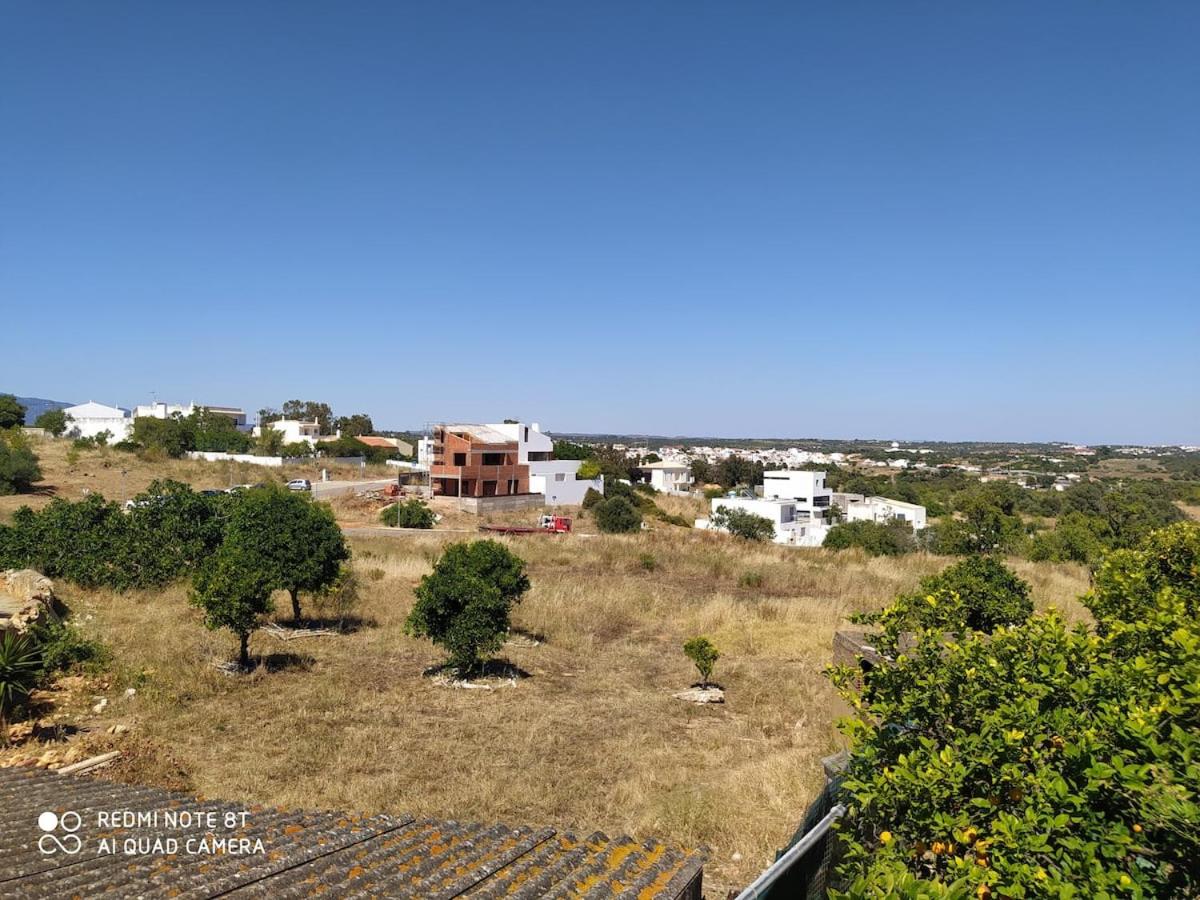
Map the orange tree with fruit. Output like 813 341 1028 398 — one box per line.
828 523 1200 898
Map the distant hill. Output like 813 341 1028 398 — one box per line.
3 395 74 425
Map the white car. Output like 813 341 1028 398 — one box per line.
286 479 312 492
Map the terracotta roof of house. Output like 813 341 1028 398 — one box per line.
355 436 401 448
0 767 704 898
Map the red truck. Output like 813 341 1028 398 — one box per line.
479 515 573 536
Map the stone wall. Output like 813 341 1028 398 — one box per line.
0 570 59 634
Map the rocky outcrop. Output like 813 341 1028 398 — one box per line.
0 569 59 634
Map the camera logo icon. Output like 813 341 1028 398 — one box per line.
37 810 83 855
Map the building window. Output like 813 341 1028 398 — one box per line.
555 473 566 482
453 453 466 466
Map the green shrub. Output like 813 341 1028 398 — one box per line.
711 506 776 542
0 482 225 589
0 430 41 495
380 499 435 528
30 618 109 679
593 497 643 533
824 519 915 556
637 552 657 571
581 487 604 509
405 540 530 673
829 522 1200 898
703 486 725 500
683 636 720 687
738 570 765 589
863 555 1033 636
576 459 602 480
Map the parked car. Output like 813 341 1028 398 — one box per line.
287 479 312 492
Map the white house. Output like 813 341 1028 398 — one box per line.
696 495 830 547
836 494 928 531
133 402 249 431
641 460 694 496
486 421 604 506
62 402 132 442
761 469 835 529
253 419 321 446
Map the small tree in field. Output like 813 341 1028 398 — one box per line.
34 408 68 437
191 545 274 669
224 487 349 621
711 506 776 542
683 636 720 688
405 540 530 674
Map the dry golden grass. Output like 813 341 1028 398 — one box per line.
22 525 1091 894
0 436 400 522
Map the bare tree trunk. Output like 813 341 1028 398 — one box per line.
239 632 250 670
290 588 302 622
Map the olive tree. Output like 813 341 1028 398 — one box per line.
405 540 530 674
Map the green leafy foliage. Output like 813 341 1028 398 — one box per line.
220 487 349 620
33 408 68 436
405 540 530 673
190 543 276 668
711 506 776 542
683 636 720 686
334 413 374 436
30 618 109 679
829 522 1200 898
593 496 643 533
861 556 1034 638
380 499 435 528
933 484 1027 556
0 429 41 495
0 481 223 589
0 395 26 429
825 519 916 556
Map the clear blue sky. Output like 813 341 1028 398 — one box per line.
2 3 1197 444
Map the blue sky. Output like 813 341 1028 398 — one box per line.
1 3 1197 443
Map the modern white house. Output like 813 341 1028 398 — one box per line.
837 495 928 531
133 402 250 431
486 421 604 506
62 402 132 442
696 494 831 547
697 470 838 547
640 460 694 496
252 419 321 446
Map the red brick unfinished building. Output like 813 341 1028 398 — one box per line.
430 424 529 498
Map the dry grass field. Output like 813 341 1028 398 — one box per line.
2 438 1095 893
0 436 397 521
